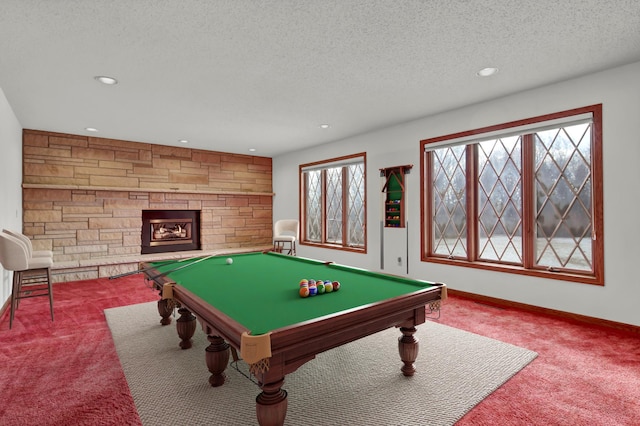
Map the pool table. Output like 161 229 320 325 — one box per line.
141 251 446 426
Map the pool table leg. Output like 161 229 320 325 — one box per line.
157 298 173 325
398 326 419 376
256 377 288 426
176 307 196 349
205 335 230 387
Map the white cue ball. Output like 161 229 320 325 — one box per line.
226 258 233 265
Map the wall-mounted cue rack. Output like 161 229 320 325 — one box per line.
380 164 412 228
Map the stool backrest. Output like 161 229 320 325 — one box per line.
0 233 29 271
2 229 34 258
274 220 299 239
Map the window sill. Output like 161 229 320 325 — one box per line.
301 241 366 254
422 256 603 286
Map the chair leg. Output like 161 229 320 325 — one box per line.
47 267 54 322
14 270 22 310
273 241 295 255
10 271 21 329
8 268 54 328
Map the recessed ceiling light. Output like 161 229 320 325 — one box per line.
319 124 330 129
248 148 256 152
94 75 118 85
85 127 98 132
476 67 499 77
178 139 189 144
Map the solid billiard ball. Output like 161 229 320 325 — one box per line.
332 281 340 291
226 258 233 265
299 287 310 298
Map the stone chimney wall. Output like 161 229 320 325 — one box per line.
21 129 273 281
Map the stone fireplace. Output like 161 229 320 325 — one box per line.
141 210 201 254
22 129 273 282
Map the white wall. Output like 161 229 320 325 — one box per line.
273 61 640 327
0 87 23 307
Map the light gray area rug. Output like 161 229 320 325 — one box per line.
106 302 537 426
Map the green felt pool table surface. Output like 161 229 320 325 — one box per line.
146 251 439 335
142 251 446 426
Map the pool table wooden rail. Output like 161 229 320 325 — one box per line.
177 281 442 360
142 260 445 426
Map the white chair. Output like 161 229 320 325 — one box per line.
273 219 299 256
3 229 53 258
0 233 54 329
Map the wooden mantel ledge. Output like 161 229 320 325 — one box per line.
22 183 275 197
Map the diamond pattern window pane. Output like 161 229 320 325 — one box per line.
424 109 598 280
302 157 366 249
534 123 592 271
325 167 343 244
347 163 365 246
305 171 321 242
477 137 523 263
431 146 467 257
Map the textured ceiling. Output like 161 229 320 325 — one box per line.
1 1 639 157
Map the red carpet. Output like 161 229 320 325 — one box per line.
1 276 639 425
0 276 157 426
441 298 640 425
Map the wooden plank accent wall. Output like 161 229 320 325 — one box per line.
22 129 273 272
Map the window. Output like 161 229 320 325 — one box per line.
421 105 603 285
300 153 366 252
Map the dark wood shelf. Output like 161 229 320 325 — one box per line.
380 165 412 228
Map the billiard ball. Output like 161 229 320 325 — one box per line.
299 279 309 287
226 258 233 265
324 282 333 293
309 286 318 296
299 287 310 298
317 284 325 294
332 281 340 291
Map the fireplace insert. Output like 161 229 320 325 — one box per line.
141 210 201 254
